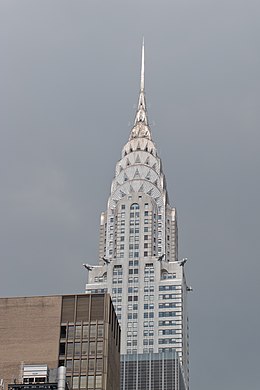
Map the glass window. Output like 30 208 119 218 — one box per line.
74 342 81 356
60 326 66 339
90 324 96 338
66 343 73 356
72 376 79 389
82 342 88 356
66 359 72 371
88 359 95 372
89 342 96 356
97 341 103 355
68 325 74 339
95 376 102 388
81 359 87 372
73 360 80 372
75 325 81 339
73 377 79 389
87 375 94 389
130 203 139 210
97 324 104 338
80 376 86 389
96 358 103 372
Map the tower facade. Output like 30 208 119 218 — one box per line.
85 43 190 390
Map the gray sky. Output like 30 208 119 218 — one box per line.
1 1 260 389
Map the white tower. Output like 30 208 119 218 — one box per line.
85 41 190 389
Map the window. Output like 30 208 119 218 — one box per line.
80 376 87 388
82 342 88 356
159 312 177 318
87 376 94 389
72 377 79 389
159 338 177 345
95 376 102 388
159 285 177 291
159 302 176 309
83 325 88 339
158 329 176 335
68 325 74 339
144 312 154 318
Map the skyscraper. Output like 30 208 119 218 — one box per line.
85 42 190 390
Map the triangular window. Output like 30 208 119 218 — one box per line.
135 154 141 163
146 170 151 180
134 169 140 178
138 184 144 192
145 156 150 166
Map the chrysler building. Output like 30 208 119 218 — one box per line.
85 42 190 390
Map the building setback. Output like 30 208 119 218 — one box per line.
85 42 191 390
0 294 120 390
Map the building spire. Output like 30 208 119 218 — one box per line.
140 37 145 92
130 39 151 140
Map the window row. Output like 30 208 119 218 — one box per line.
60 324 103 340
60 341 103 357
65 358 102 372
71 374 102 390
158 338 180 345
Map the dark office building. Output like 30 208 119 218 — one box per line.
120 351 186 390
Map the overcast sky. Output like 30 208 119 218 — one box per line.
1 1 260 389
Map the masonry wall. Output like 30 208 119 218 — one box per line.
0 296 62 387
